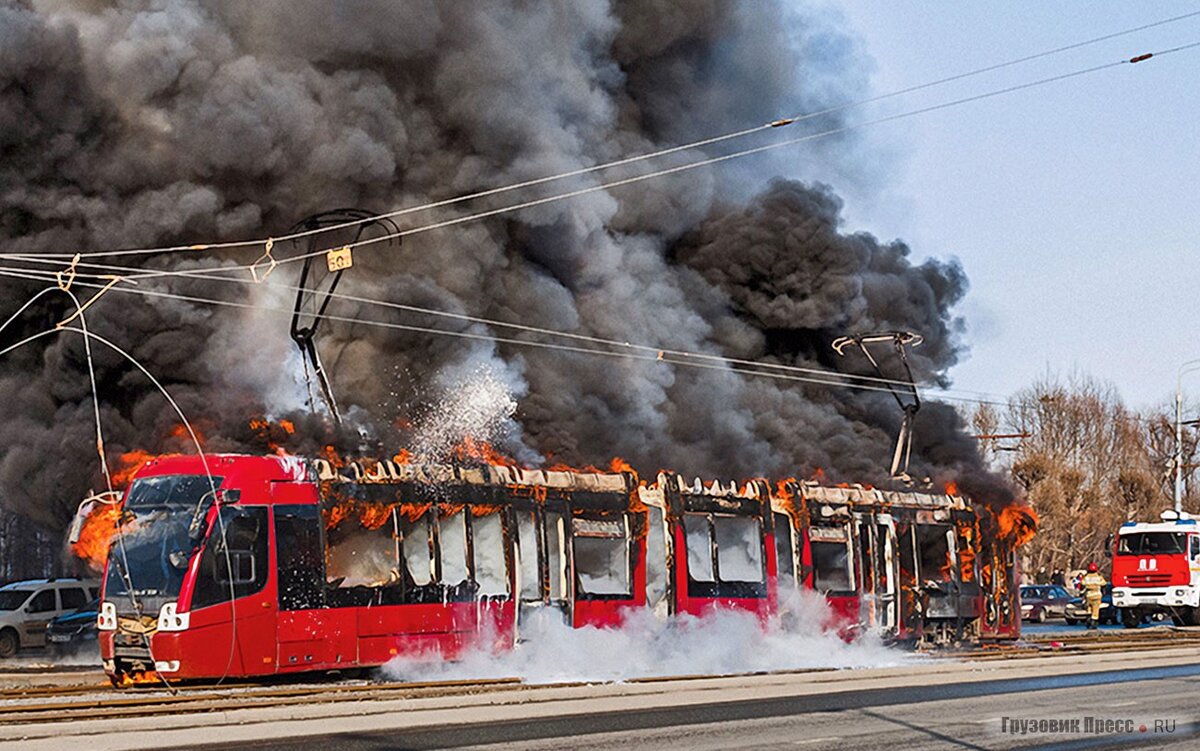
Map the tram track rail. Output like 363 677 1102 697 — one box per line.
4 631 1200 725
0 676 531 726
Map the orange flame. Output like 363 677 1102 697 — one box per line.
324 502 353 530
957 520 977 582
111 450 153 488
250 416 295 455
321 444 346 469
608 457 637 479
451 437 517 466
357 503 394 530
997 504 1038 548
115 670 161 688
944 481 959 496
939 549 955 580
397 503 432 523
70 503 124 572
167 422 206 450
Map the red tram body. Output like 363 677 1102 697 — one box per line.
98 454 1020 683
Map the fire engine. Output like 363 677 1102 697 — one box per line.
93 453 1024 684
1111 510 1200 627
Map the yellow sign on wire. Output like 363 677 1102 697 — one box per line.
327 246 353 273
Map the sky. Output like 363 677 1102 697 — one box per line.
821 3 1200 411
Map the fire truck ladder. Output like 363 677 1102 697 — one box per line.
832 331 924 480
288 209 399 423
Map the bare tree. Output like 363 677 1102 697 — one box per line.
1005 374 1171 573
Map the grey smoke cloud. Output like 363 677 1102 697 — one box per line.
0 0 1007 537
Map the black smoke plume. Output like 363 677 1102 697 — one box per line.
0 0 1010 541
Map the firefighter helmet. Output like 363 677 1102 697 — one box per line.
1087 562 1099 573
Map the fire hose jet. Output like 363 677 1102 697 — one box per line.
832 331 923 481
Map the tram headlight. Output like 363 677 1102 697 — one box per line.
156 602 189 632
97 602 117 631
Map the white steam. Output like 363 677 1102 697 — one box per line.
383 589 910 684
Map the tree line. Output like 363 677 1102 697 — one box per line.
970 374 1196 575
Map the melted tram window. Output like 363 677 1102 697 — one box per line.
684 513 764 584
773 513 796 585
645 506 668 611
438 509 469 587
326 509 398 589
916 524 953 582
683 513 715 582
572 515 631 597
471 511 508 596
714 515 764 583
517 511 541 600
546 511 568 601
810 532 853 594
400 513 434 586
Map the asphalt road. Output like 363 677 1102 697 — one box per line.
224 664 1200 751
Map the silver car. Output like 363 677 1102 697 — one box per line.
0 579 99 657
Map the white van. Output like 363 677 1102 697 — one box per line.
0 579 100 657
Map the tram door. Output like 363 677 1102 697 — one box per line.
856 514 899 634
515 504 572 639
874 515 898 633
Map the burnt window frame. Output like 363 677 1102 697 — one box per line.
915 523 955 584
772 513 798 587
681 511 768 599
570 511 633 600
809 537 856 596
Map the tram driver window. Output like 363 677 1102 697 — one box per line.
192 507 269 608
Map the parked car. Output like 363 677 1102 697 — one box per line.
0 579 100 657
46 597 101 651
1020 584 1078 622
1064 585 1116 625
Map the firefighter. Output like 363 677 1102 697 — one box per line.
1082 562 1107 630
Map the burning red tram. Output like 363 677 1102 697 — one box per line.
96 453 1023 683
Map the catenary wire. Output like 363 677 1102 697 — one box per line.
0 266 1010 406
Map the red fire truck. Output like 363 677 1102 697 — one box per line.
1111 510 1200 627
96 453 1021 684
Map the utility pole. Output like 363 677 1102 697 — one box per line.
1174 359 1200 513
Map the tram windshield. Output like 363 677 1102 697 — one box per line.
104 475 222 613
